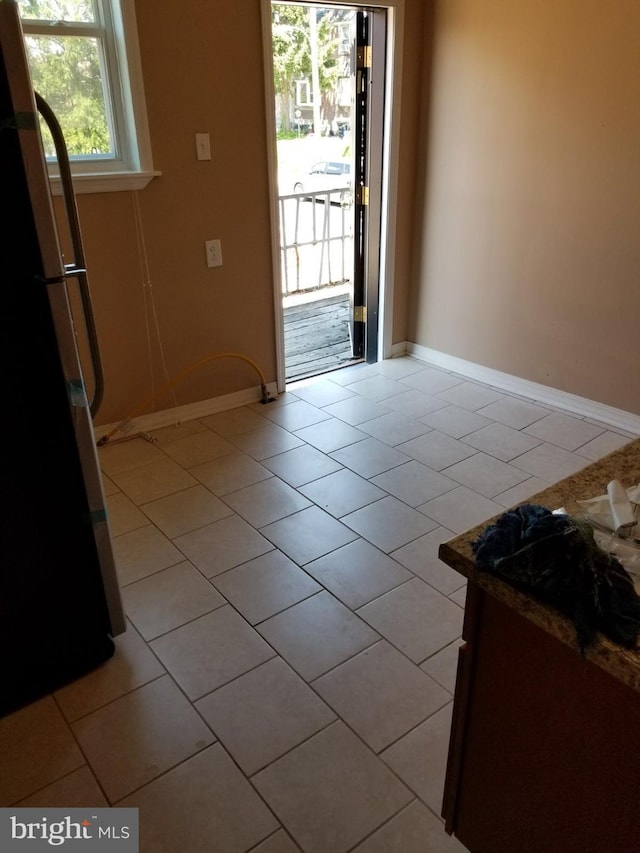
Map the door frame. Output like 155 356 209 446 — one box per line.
260 0 405 392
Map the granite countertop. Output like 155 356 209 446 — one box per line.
438 437 640 692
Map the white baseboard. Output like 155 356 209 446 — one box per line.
390 342 410 359
94 346 640 442
94 381 279 443
397 342 640 435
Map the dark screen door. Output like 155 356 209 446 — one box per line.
351 8 386 362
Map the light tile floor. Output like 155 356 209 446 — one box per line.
1 356 636 852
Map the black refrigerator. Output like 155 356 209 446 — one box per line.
0 0 125 718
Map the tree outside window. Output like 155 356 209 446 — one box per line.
272 3 354 138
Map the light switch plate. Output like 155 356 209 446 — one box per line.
195 133 211 160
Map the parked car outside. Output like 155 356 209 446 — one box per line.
293 159 352 204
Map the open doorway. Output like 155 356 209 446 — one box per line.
265 2 388 385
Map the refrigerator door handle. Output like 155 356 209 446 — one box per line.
35 91 105 419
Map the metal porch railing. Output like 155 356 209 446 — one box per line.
278 189 354 295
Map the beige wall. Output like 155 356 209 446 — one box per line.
388 1 427 346
81 0 277 427
65 0 640 426
71 0 424 427
411 0 640 414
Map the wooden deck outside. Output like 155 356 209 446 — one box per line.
283 290 361 382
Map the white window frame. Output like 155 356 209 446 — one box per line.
20 0 158 194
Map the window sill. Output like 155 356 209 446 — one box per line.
49 170 162 196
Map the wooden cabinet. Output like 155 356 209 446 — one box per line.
442 581 640 853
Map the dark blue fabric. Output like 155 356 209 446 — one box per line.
473 504 571 570
472 504 640 653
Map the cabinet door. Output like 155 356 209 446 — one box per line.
449 588 640 853
442 583 483 834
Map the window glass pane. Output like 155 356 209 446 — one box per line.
18 0 96 24
25 33 114 159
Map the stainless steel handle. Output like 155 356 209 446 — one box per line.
35 92 104 419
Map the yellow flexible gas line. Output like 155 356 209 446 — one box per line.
96 352 272 447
